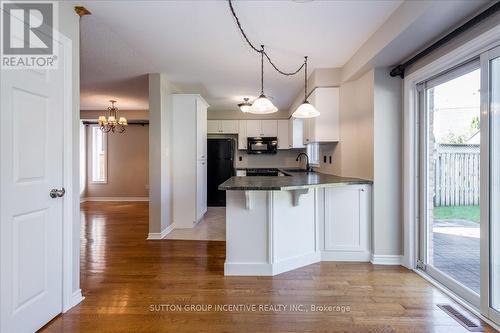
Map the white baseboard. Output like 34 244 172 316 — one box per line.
273 252 321 275
63 289 84 312
370 254 403 265
321 250 371 262
224 262 273 276
225 252 321 276
81 196 149 202
147 223 175 240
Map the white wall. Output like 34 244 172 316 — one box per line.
315 71 374 179
148 74 174 234
373 68 402 256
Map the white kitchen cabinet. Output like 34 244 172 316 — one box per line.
238 120 247 150
207 120 238 134
246 120 261 137
277 120 290 149
207 120 220 134
261 120 277 136
303 87 339 143
245 120 277 137
289 118 305 148
220 120 239 133
172 94 209 228
322 185 371 260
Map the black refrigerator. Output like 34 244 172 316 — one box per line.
207 138 235 206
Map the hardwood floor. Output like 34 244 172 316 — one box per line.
40 202 497 333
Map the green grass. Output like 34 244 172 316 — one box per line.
433 205 480 223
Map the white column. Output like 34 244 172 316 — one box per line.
148 73 174 238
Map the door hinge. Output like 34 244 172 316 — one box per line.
417 259 427 271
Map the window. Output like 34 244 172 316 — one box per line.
91 126 107 183
307 142 320 166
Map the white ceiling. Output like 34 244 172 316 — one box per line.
79 0 403 111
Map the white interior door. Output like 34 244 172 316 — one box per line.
0 48 65 332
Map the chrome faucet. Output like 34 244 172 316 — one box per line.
296 153 312 172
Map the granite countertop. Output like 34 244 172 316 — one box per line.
219 170 372 191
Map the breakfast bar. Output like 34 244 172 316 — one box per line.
219 171 372 276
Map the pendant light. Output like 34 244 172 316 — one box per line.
249 46 278 114
292 56 320 119
238 98 252 112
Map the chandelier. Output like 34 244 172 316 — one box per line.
229 0 319 118
98 100 127 133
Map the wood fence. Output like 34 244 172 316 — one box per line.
433 144 480 207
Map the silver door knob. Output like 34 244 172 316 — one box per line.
49 188 65 198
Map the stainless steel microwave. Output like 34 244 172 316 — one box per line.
247 137 278 154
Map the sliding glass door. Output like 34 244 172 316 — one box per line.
418 60 482 307
482 45 500 322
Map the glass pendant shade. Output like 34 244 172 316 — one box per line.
238 97 252 113
249 94 278 114
240 104 251 113
292 100 320 118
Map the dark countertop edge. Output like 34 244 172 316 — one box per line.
218 177 373 191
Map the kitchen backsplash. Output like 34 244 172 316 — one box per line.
235 149 306 169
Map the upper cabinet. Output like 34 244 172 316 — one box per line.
303 87 339 144
246 120 277 137
277 120 290 149
238 120 247 150
245 120 261 137
289 118 305 149
207 120 239 134
261 120 278 137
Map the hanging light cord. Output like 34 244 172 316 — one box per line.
303 56 308 101
228 0 306 77
260 45 264 94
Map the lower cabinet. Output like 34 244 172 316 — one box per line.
321 185 371 260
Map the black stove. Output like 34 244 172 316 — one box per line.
246 168 280 176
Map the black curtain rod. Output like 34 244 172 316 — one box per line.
390 1 500 78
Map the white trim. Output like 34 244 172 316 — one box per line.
82 197 149 202
415 269 500 332
224 263 273 276
273 252 321 275
321 251 371 262
225 252 321 276
147 223 175 240
61 33 77 314
370 254 403 265
63 290 84 313
403 24 500 269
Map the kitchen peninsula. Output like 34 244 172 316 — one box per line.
219 171 372 276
